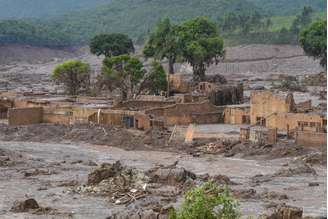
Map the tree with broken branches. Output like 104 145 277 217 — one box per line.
177 17 225 81
52 60 90 95
102 54 145 100
143 18 180 74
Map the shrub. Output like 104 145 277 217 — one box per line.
169 181 240 219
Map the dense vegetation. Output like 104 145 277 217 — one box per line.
248 0 326 16
300 20 327 68
0 0 109 19
0 0 326 46
169 182 240 219
0 20 73 46
52 60 90 95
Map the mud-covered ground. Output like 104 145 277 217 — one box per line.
0 44 324 93
0 123 326 218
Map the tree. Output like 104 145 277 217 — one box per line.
102 54 145 99
177 17 225 81
169 181 240 219
90 33 134 57
144 61 168 95
143 18 179 74
290 6 313 34
299 19 327 68
52 60 90 95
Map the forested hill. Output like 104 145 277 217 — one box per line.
0 0 326 46
48 0 262 42
248 0 326 16
0 0 110 19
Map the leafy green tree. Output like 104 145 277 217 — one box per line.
143 18 179 74
102 54 145 99
290 6 313 34
169 181 240 219
52 60 90 95
177 17 225 81
90 33 134 57
145 61 168 94
299 19 327 68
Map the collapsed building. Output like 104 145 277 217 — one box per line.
0 74 326 147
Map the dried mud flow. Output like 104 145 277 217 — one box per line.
0 123 326 219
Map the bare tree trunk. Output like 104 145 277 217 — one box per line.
192 64 206 82
168 57 175 74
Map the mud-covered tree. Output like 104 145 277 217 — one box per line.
143 18 179 74
102 54 145 100
299 19 327 68
177 17 225 81
52 60 90 95
90 33 134 57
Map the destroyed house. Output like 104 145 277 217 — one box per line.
250 90 327 133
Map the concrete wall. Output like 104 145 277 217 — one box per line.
296 131 327 147
8 107 43 126
250 91 295 125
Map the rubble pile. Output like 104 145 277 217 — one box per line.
262 204 303 219
146 162 196 186
10 199 40 213
73 161 200 218
75 161 149 205
10 198 71 216
0 123 172 151
273 161 317 177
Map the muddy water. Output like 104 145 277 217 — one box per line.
0 141 326 218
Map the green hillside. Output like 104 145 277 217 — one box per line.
248 0 326 16
47 0 261 42
0 0 110 19
0 0 326 46
270 11 326 32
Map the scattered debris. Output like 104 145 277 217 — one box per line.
261 204 303 219
11 199 39 212
274 161 317 177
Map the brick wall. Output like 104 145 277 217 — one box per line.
8 107 43 125
296 131 327 147
250 91 295 125
224 105 250 124
146 101 223 126
89 110 152 130
267 113 324 132
112 100 176 110
43 107 72 125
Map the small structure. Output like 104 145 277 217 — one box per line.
240 126 277 145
